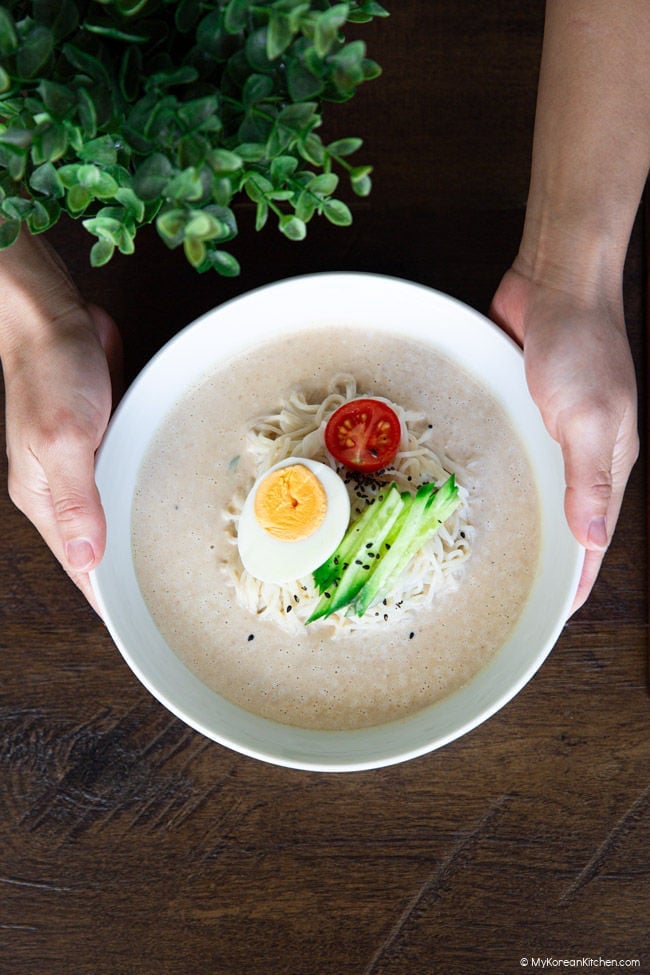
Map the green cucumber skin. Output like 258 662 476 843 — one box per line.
306 487 405 622
312 483 403 593
353 476 459 617
306 475 460 624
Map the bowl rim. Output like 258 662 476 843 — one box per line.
92 270 584 772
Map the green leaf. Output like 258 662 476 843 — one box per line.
146 64 198 91
237 112 273 144
0 219 20 248
184 234 206 267
0 8 18 57
327 136 362 157
314 3 349 58
119 44 143 102
156 208 186 246
278 101 318 132
76 88 98 139
82 214 126 247
245 27 274 73
78 135 118 167
224 0 250 34
66 184 91 213
0 0 383 274
196 10 236 60
90 237 115 267
17 26 54 80
26 199 54 232
242 73 274 108
62 43 112 87
308 172 338 195
34 0 79 43
362 57 382 82
57 163 80 188
299 132 325 165
184 211 222 240
294 190 315 221
115 187 145 221
266 11 293 61
255 199 268 231
207 149 243 174
2 196 32 220
270 155 298 184
323 198 352 226
38 80 76 119
235 142 267 162
286 60 324 102
29 160 65 198
330 39 366 93
208 248 241 276
244 172 272 202
175 0 202 33
177 96 220 132
354 0 389 17
165 167 204 202
203 203 237 240
77 164 119 197
279 213 306 240
133 153 173 200
31 121 68 164
8 150 27 181
0 128 33 150
350 163 372 196
28 196 59 232
212 176 234 206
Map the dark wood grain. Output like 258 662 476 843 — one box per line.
1 2 648 973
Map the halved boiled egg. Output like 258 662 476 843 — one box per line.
237 457 350 584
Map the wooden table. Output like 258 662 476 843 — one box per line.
1 2 648 971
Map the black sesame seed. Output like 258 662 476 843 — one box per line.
409 632 415 639
247 634 255 642
286 605 292 613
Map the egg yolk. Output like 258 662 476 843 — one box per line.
254 464 328 540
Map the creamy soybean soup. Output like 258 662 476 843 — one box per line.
132 326 540 731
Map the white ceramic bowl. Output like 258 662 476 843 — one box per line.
91 273 583 772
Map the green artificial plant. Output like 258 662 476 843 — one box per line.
0 0 387 274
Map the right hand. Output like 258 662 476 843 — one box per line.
490 265 639 612
1 235 122 611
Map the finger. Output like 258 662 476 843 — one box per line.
570 548 604 615
8 457 104 614
559 405 617 552
38 431 107 575
88 304 124 402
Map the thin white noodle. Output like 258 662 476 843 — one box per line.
222 374 473 636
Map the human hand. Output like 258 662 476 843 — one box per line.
0 235 122 612
490 266 639 613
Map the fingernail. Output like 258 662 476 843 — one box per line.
66 538 96 571
587 516 608 550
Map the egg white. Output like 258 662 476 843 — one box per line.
237 457 351 584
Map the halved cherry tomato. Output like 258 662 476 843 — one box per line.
324 398 402 473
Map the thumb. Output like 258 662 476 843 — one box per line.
45 442 107 574
559 408 615 552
